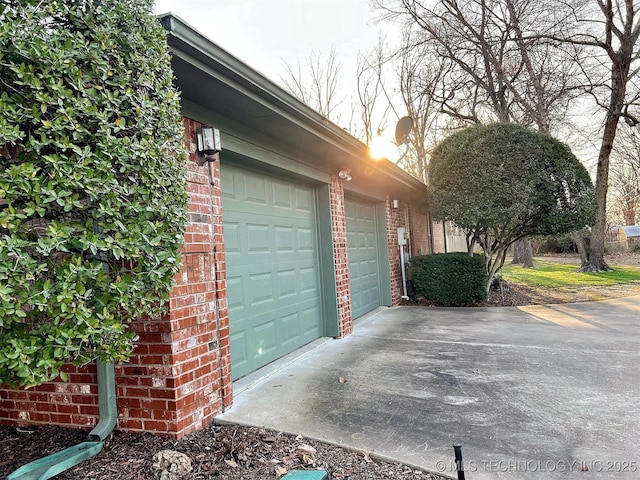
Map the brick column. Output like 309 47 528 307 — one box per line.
386 197 404 305
329 176 352 336
114 118 233 437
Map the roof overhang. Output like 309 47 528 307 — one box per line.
159 13 427 203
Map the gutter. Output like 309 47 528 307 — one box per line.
6 360 117 480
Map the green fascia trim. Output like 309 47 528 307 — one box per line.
6 442 103 480
214 138 331 187
375 203 393 306
316 185 339 337
158 14 364 152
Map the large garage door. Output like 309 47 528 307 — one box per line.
345 198 381 318
222 165 323 380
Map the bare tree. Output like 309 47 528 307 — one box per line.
609 126 640 226
280 47 344 123
355 37 392 146
552 0 640 271
396 29 452 183
374 0 587 265
375 0 589 128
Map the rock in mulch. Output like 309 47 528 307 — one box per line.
152 449 192 479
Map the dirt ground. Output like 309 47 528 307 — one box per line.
1 253 637 480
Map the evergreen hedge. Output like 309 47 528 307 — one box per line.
0 0 188 387
411 253 488 306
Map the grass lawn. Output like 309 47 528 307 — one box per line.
501 260 640 288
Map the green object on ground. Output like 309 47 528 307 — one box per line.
281 471 329 480
6 442 103 480
6 362 116 480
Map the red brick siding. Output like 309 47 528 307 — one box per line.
0 365 98 428
431 221 447 253
330 176 353 336
408 204 431 256
0 117 232 439
385 198 405 305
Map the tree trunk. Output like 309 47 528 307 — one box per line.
586 103 618 272
585 118 617 271
511 238 534 267
584 20 635 272
571 230 590 270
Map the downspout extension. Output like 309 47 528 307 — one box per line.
7 360 117 480
89 361 118 441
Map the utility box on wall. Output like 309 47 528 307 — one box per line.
397 227 407 246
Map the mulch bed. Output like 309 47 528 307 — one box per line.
0 423 450 480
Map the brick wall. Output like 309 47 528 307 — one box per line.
330 176 353 337
431 221 447 253
385 198 405 305
0 117 232 438
408 204 431 256
0 365 99 428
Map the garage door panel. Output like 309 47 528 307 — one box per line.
252 319 277 351
277 269 297 298
243 173 269 205
248 271 274 306
297 227 315 252
281 312 301 343
230 331 248 368
224 222 241 254
302 305 321 335
223 164 323 379
295 187 314 213
227 275 246 311
272 181 292 208
275 226 294 252
346 198 382 318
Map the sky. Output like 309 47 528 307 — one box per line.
153 0 403 157
153 0 384 86
151 1 603 167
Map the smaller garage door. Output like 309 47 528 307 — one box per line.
345 198 382 318
222 164 323 380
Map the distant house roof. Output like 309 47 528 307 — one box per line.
621 226 640 238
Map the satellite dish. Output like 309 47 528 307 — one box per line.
395 116 414 145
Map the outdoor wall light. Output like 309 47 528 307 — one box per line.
338 168 352 182
196 125 221 160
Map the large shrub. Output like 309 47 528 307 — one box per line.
0 0 188 387
429 123 596 291
411 253 488 306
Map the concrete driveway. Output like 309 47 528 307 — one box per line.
217 297 640 479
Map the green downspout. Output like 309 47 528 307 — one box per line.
6 360 117 480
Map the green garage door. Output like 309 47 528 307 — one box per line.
222 164 323 380
345 198 381 318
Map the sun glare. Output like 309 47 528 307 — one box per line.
369 134 395 160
